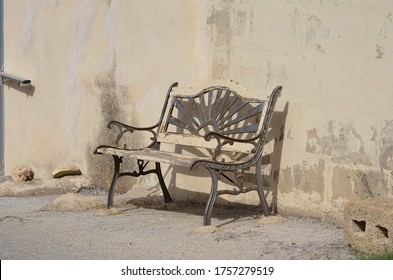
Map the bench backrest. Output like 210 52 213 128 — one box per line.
156 82 282 156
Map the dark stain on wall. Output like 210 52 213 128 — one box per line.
86 58 136 192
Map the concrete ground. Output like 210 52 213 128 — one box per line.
0 176 356 260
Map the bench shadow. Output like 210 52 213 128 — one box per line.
122 193 264 227
265 101 289 214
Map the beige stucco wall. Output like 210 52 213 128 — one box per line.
3 0 393 222
4 0 205 181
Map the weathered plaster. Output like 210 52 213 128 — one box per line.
4 0 204 180
332 166 355 200
207 6 231 47
305 120 369 165
377 120 393 170
207 5 231 79
279 158 325 203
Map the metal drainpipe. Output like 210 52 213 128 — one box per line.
0 0 4 176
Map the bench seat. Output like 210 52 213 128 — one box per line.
95 146 200 168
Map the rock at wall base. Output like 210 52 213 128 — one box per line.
52 164 82 178
12 166 34 182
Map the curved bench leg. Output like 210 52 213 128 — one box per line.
256 159 271 216
203 168 219 226
107 155 122 208
155 162 173 203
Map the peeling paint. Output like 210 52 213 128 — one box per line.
375 45 385 59
332 166 355 200
306 120 370 165
378 12 393 39
288 6 329 45
280 160 325 201
305 128 318 153
278 189 324 216
348 167 391 199
207 6 231 47
280 167 294 193
361 171 390 198
377 120 393 170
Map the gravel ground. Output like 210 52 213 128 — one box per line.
0 193 356 260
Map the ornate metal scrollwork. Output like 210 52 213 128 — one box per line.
165 86 265 167
108 120 159 149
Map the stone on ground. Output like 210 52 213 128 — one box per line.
12 166 34 182
52 164 82 178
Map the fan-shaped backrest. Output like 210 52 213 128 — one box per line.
165 87 264 136
156 83 278 155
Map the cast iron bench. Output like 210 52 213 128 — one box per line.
94 81 282 226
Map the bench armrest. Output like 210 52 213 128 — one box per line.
189 131 262 170
107 120 160 149
204 131 259 155
189 151 259 171
95 82 179 151
204 131 260 144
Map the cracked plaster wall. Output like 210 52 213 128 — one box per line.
205 0 393 221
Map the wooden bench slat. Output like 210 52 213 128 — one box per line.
96 147 201 167
156 132 255 154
